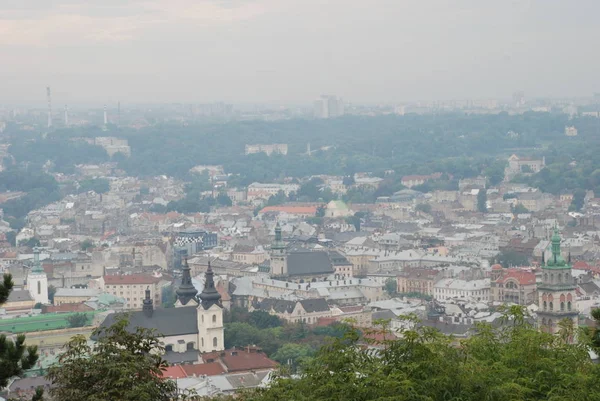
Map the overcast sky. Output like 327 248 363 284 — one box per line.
1 0 598 106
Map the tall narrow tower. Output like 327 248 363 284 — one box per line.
270 222 287 277
27 247 49 305
103 105 108 125
537 228 578 340
46 87 52 128
64 105 69 126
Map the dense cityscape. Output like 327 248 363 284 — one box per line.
3 1 600 400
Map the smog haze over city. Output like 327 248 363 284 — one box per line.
1 0 599 104
2 1 600 400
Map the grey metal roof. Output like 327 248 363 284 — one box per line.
7 290 33 302
96 307 198 338
299 298 330 313
286 251 334 276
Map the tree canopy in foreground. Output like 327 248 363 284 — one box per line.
226 307 600 401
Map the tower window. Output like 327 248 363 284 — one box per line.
37 281 41 295
543 301 547 311
212 314 217 323
549 302 553 311
568 301 572 311
561 302 565 311
213 337 217 348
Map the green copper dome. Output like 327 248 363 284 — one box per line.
544 227 569 269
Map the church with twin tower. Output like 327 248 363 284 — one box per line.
97 258 224 358
537 228 578 337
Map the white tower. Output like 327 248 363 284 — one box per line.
197 262 224 353
103 105 108 125
27 248 49 305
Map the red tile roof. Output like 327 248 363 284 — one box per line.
161 365 187 379
182 362 226 377
222 351 278 372
496 269 536 285
103 274 161 285
42 303 94 314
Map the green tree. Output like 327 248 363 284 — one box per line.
66 313 89 328
48 285 57 304
569 188 586 211
384 278 397 297
271 343 315 371
477 189 487 213
80 239 95 251
0 274 39 388
216 192 233 207
5 231 17 246
494 249 529 268
248 311 283 329
19 237 41 248
77 178 110 194
46 316 177 401
511 203 530 214
415 203 432 214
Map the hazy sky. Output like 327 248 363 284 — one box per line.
1 0 598 105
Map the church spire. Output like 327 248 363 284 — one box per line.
176 257 198 306
142 286 153 318
199 261 221 310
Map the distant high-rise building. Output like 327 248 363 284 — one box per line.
103 105 108 125
314 95 344 119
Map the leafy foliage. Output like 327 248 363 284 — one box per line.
230 308 599 401
46 316 176 401
66 313 89 328
0 274 39 388
494 249 530 268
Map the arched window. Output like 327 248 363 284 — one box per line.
212 314 217 323
37 281 41 295
201 338 204 347
551 274 554 283
543 301 547 311
213 337 218 348
202 315 204 323
568 301 572 311
549 302 553 311
561 302 565 311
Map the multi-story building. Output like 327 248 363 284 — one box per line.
251 298 332 324
490 265 537 305
172 229 218 269
397 268 439 296
54 288 101 305
247 183 300 202
313 95 344 119
244 144 288 156
537 229 578 337
433 278 490 302
100 274 162 309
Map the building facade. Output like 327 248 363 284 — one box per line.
537 229 578 337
